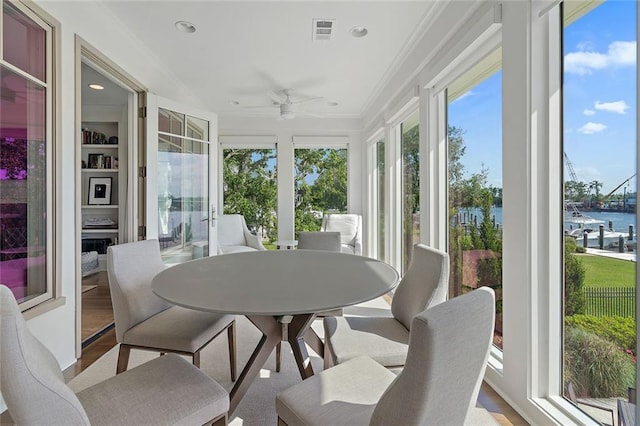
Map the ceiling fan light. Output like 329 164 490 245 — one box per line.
281 111 295 120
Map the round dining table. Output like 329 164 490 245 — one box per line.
152 249 399 413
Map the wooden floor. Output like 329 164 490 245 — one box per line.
81 271 114 342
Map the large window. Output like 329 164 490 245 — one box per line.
0 0 54 308
375 138 385 260
222 147 277 246
400 110 420 272
447 53 503 348
562 1 637 418
157 109 210 263
294 147 347 234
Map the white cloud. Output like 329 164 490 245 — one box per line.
578 122 606 134
564 41 636 75
583 109 595 116
453 90 474 102
594 100 629 114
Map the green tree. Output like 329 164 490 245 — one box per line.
223 148 277 241
294 148 348 234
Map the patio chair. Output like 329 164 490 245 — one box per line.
566 381 615 426
323 243 448 369
218 214 266 254
0 285 229 425
276 287 496 425
108 239 236 378
321 213 362 255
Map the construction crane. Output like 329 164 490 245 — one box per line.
601 173 637 204
564 152 579 183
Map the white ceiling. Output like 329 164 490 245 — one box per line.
96 1 433 119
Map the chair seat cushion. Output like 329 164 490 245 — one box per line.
123 306 234 353
324 316 409 367
220 245 258 254
276 356 395 426
77 353 228 425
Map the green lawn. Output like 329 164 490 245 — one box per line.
577 254 635 288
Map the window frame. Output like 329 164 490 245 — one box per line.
1 0 60 313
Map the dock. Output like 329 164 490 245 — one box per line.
585 247 636 262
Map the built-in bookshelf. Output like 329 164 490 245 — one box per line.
80 118 125 272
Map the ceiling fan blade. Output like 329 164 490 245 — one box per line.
291 96 324 106
267 90 285 104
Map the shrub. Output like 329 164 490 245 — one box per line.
566 314 636 354
565 252 586 316
564 326 635 398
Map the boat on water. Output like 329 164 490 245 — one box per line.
564 209 630 249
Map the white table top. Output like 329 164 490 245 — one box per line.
152 250 399 316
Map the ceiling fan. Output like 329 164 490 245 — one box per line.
235 89 334 120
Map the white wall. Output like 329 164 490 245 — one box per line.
219 116 363 242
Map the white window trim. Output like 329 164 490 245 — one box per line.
366 130 385 260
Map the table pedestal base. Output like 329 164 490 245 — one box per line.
229 313 324 414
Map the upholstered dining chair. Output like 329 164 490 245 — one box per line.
107 239 236 378
321 213 362 255
273 231 342 370
323 243 449 369
218 214 266 254
0 285 230 426
276 287 496 425
297 231 341 251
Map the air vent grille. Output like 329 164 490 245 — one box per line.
312 19 335 41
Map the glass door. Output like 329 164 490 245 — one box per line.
145 95 217 264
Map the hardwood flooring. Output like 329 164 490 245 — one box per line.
81 271 114 342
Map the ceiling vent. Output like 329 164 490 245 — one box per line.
312 19 335 41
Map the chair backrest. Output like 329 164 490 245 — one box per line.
218 214 248 246
0 285 90 424
371 287 495 425
107 239 171 342
321 214 361 246
391 244 449 329
297 231 341 251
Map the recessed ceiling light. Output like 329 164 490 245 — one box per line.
350 26 368 38
175 21 196 34
88 84 104 90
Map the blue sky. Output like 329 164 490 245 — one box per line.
448 0 637 195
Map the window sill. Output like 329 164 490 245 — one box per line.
23 296 66 320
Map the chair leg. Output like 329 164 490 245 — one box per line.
211 413 228 425
193 350 201 368
228 321 237 381
276 342 282 372
116 345 131 374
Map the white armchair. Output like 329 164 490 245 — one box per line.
218 214 266 254
321 213 362 255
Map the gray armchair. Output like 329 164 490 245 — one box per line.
323 244 449 369
0 285 230 425
276 287 496 425
107 239 236 377
218 214 266 254
297 231 341 251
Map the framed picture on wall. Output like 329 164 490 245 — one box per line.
88 177 112 205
